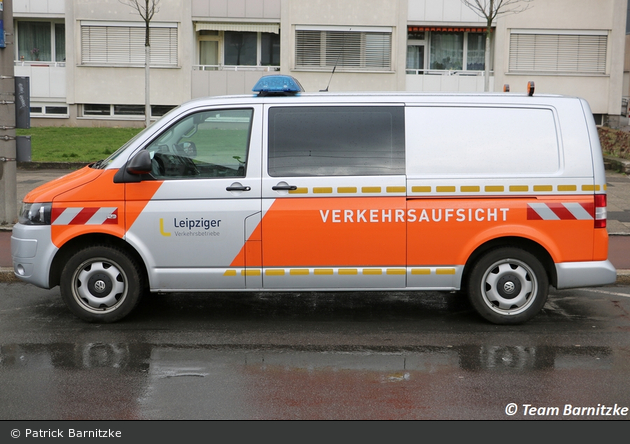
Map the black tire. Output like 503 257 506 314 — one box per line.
60 245 144 323
467 247 549 325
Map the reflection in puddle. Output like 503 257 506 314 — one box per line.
0 343 616 420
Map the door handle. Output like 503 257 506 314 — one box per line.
226 185 251 192
272 184 298 191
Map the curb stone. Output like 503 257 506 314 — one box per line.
604 155 630 174
17 161 90 170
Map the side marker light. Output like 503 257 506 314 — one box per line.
527 81 535 96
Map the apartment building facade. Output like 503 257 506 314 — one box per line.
12 0 627 127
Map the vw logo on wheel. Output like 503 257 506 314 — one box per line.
94 280 107 293
503 281 516 294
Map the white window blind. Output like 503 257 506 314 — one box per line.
81 23 178 66
295 29 391 70
509 31 607 74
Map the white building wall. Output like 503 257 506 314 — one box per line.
11 0 629 125
68 0 192 111
408 0 484 23
14 0 64 15
493 0 626 117
191 0 281 19
281 0 407 93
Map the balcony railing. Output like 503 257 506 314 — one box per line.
192 65 280 72
14 61 66 99
405 69 492 76
15 61 66 67
406 69 494 93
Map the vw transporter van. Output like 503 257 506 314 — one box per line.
11 75 616 324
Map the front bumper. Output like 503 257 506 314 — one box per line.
11 223 58 289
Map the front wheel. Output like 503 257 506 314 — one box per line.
60 245 144 323
467 248 549 325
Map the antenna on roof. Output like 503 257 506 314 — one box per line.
320 64 338 92
320 32 347 92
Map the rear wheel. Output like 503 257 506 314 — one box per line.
467 248 549 324
60 245 143 323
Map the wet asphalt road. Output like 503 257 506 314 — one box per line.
1 282 630 420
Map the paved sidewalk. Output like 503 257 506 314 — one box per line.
2 164 630 282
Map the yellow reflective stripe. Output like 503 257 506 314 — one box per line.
282 184 590 196
363 269 382 275
337 187 357 194
290 269 309 275
436 186 456 193
534 185 553 192
510 185 529 192
338 269 358 275
461 186 480 192
386 268 406 275
242 270 261 276
412 186 431 193
289 187 308 194
485 185 504 192
361 186 381 193
581 184 600 192
558 185 577 192
313 187 333 194
265 269 285 276
314 269 334 275
228 267 460 277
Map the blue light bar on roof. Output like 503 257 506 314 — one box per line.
253 75 304 96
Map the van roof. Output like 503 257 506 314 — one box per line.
179 90 580 111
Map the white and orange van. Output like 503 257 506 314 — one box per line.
11 75 616 324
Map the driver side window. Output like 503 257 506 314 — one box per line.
147 108 253 179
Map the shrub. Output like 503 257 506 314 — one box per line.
598 127 630 160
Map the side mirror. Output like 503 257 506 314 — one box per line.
126 150 152 175
113 150 152 184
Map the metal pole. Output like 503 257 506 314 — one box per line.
0 0 17 225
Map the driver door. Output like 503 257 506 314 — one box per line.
125 106 263 291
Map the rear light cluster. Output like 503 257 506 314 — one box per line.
594 194 607 229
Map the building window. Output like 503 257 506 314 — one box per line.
55 24 66 62
199 31 220 66
295 27 392 71
466 33 485 70
83 104 111 116
261 32 280 66
406 31 425 73
16 21 65 62
509 30 607 74
82 104 176 118
430 32 463 70
429 31 485 71
80 22 178 67
30 103 68 117
224 31 257 65
406 28 488 74
197 30 280 68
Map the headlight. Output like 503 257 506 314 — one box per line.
19 203 52 225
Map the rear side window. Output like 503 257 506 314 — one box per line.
268 106 405 177
406 106 560 176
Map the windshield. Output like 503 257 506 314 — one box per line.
93 105 182 169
